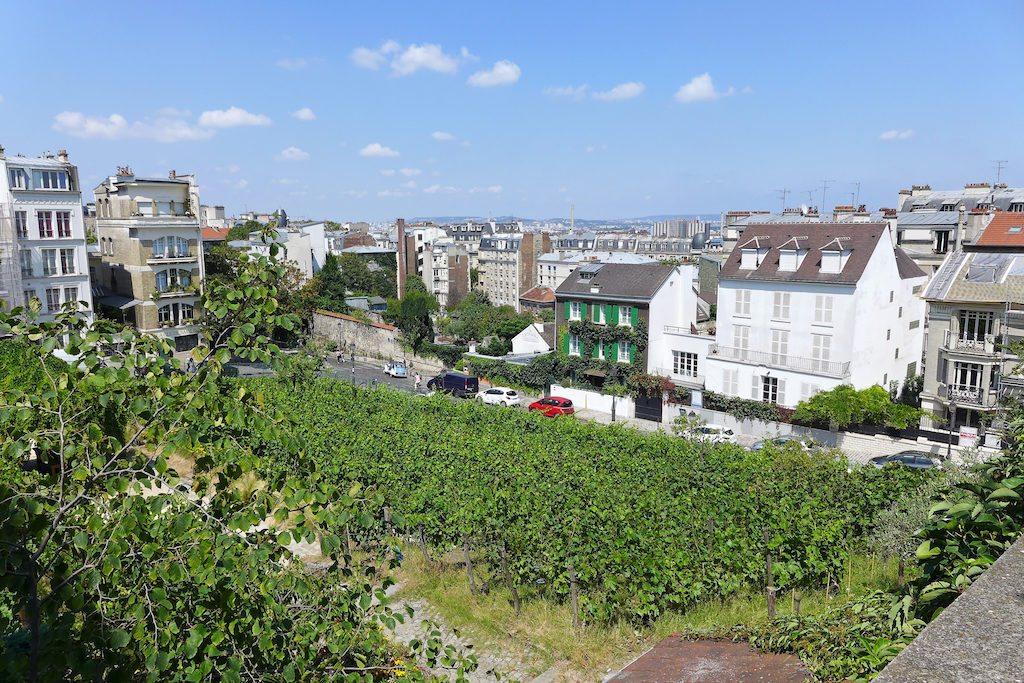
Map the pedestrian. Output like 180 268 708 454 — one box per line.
351 365 356 379
335 348 343 362
414 372 421 392
185 357 196 374
350 351 355 365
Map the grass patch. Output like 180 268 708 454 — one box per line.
393 549 907 681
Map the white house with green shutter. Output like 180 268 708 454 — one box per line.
554 262 698 373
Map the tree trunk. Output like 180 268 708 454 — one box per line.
418 524 432 567
499 543 521 616
463 533 478 596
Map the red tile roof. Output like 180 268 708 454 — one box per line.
975 212 1024 247
202 226 232 241
519 286 556 303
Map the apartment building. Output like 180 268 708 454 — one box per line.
422 239 470 308
0 147 93 321
232 221 326 283
919 213 1024 440
652 217 707 239
478 232 551 311
395 219 448 297
705 223 926 409
92 168 203 351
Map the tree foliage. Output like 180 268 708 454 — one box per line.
792 385 928 429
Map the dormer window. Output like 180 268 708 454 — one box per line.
820 249 851 274
740 249 761 269
779 249 808 272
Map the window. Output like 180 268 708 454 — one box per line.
953 362 983 391
569 334 581 355
771 329 789 363
41 249 57 276
37 211 53 238
55 211 71 237
569 301 581 320
32 170 69 190
618 340 629 360
723 369 739 396
45 288 60 311
814 294 833 324
63 286 78 308
935 230 950 254
895 347 900 359
762 376 779 403
812 334 831 370
1010 202 1024 213
907 361 917 378
19 250 32 278
159 305 173 324
889 291 894 303
180 303 194 322
958 310 994 342
734 289 751 316
152 236 190 258
733 325 750 350
899 306 903 318
619 306 631 326
59 248 75 275
772 292 790 320
155 269 191 292
593 304 605 324
886 329 891 341
14 211 27 239
673 351 698 378
8 168 28 189
23 289 36 306
597 342 605 360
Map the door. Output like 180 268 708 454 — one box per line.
635 393 662 422
174 334 198 352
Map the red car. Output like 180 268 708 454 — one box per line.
528 396 575 417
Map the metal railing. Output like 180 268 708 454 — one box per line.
946 385 989 406
708 344 851 378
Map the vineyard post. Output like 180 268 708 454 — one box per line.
463 533 479 596
418 523 432 568
763 526 775 620
568 559 581 631
499 543 521 616
793 591 801 616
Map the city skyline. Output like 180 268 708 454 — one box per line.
2 1 1022 221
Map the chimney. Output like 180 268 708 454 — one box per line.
169 169 177 179
57 149 69 163
955 205 966 251
0 144 5 159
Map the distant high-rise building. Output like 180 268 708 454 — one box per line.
652 217 707 239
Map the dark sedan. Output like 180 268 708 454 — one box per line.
869 451 942 470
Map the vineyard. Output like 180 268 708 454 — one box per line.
245 378 929 624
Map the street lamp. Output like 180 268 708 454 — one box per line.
946 401 957 461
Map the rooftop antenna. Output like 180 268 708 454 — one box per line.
851 181 861 207
994 160 1009 185
775 188 789 213
821 178 835 212
805 189 816 205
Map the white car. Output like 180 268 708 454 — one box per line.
686 423 737 444
476 387 521 407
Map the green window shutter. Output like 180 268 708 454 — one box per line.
629 344 635 364
611 341 618 362
605 304 612 324
631 307 639 326
563 331 570 354
564 300 570 319
581 302 588 319
611 305 619 325
592 342 600 359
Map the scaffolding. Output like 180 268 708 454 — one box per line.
0 201 22 312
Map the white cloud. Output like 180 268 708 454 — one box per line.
344 189 368 198
423 184 459 194
380 169 396 176
292 107 316 121
461 46 479 62
351 40 401 70
378 189 411 198
469 185 502 194
275 178 299 185
359 142 400 158
400 180 417 188
468 60 521 87
52 111 214 143
275 146 310 161
392 43 460 76
879 129 915 141
156 106 191 117
674 73 735 103
432 131 456 141
544 84 588 100
234 179 249 190
198 106 271 128
398 168 421 177
592 82 645 101
276 58 309 71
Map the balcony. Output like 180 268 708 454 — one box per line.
943 330 996 355
939 384 998 408
147 253 197 265
708 344 851 379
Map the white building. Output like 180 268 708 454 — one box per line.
0 148 93 321
478 232 551 311
704 222 926 408
231 221 326 283
422 239 470 308
537 251 657 290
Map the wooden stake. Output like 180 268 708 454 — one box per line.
499 543 521 616
418 524 431 567
764 527 775 620
463 533 478 596
793 591 802 616
568 559 581 631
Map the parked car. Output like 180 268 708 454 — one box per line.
476 386 521 407
426 371 479 398
751 434 809 452
686 424 737 444
383 361 408 378
869 451 942 470
527 396 575 417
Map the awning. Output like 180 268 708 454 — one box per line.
98 295 141 310
583 369 606 378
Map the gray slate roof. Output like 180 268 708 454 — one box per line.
554 263 675 301
924 250 1024 303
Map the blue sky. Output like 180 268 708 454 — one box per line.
2 1 1022 221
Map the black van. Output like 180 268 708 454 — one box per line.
427 371 479 398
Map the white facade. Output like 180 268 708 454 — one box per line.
1 150 93 321
511 322 553 355
705 225 926 408
644 263 705 384
237 223 325 283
